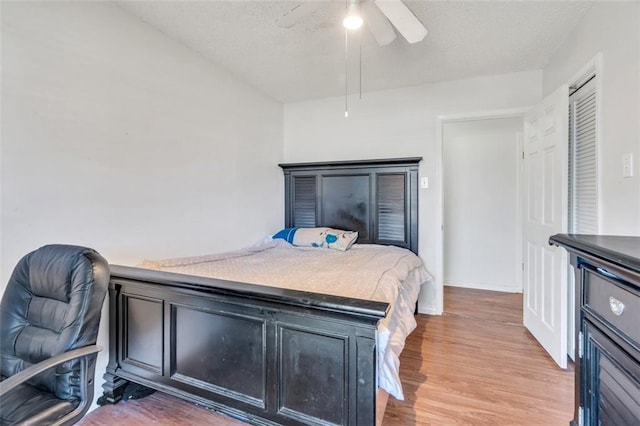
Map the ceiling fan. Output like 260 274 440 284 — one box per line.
276 0 428 46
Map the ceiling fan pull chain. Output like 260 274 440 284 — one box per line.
359 27 362 100
345 27 349 118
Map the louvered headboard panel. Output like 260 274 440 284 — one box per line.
279 158 421 254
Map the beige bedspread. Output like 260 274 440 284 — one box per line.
140 238 431 400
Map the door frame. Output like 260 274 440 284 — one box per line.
432 107 530 315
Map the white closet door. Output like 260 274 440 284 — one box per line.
569 77 598 233
523 85 569 369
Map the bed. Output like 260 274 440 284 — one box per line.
99 157 427 425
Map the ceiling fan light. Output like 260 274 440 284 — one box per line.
343 4 363 30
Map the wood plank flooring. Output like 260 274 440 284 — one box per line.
384 286 573 425
78 286 574 425
78 391 245 426
443 286 523 324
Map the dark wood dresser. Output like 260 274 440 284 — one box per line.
549 234 640 426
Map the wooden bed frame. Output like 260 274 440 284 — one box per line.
99 158 421 425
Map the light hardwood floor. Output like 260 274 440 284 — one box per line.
79 286 574 425
384 286 573 425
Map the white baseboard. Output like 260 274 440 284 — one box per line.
417 303 442 315
445 280 522 293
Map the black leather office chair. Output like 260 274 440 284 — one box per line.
0 245 109 425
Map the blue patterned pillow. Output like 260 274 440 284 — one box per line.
273 227 358 251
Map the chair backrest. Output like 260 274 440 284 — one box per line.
0 245 109 400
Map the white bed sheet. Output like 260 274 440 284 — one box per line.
140 239 432 400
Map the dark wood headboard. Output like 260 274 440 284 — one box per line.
279 157 421 254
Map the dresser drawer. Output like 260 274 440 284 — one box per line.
583 267 640 349
584 321 640 426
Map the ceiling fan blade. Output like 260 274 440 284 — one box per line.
360 1 396 46
276 2 323 28
374 0 427 44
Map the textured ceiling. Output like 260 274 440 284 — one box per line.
116 1 593 103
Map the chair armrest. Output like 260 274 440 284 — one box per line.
0 345 102 397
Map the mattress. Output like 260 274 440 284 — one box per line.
140 238 432 400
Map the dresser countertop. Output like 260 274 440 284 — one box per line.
549 234 640 275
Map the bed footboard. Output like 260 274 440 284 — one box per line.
100 265 388 426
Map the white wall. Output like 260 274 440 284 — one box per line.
284 71 543 313
543 0 640 235
1 1 284 278
443 117 522 292
1 0 283 408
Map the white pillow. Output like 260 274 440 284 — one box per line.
273 227 358 251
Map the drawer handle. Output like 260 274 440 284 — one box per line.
597 267 618 279
609 296 625 316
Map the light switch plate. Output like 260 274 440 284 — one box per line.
420 177 429 189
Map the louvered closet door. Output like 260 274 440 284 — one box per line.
569 77 598 233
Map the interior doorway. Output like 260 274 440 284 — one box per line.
443 117 523 294
434 108 528 316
